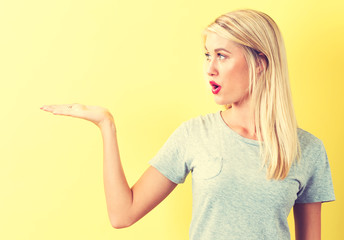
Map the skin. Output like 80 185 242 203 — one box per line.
40 32 322 239
205 32 322 239
41 104 177 228
204 32 257 140
294 202 322 240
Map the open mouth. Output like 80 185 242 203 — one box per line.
209 81 221 94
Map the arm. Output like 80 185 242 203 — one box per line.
100 119 177 228
41 104 177 228
293 202 322 240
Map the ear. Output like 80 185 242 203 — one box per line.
256 53 268 73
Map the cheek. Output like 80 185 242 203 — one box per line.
240 67 250 88
223 63 250 88
236 61 250 89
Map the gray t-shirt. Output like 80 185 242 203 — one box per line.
149 111 335 240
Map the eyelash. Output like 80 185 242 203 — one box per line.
205 53 227 61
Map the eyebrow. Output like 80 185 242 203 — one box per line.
204 46 231 54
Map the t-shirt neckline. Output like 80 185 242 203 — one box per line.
216 110 261 146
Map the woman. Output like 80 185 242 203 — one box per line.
41 9 335 240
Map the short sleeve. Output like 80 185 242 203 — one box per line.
296 141 335 203
149 122 190 184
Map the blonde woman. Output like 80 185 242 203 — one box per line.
41 9 335 240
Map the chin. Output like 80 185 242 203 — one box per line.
213 97 233 106
214 101 233 107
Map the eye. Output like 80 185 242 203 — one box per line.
217 53 226 60
204 52 211 61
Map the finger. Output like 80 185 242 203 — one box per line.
40 105 57 112
40 104 74 115
42 104 88 119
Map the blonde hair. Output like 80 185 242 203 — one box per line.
204 9 301 180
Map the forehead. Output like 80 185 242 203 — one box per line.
204 32 241 52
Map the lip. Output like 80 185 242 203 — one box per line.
209 81 221 94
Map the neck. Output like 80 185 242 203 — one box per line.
221 97 257 140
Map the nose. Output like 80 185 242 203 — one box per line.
206 58 218 77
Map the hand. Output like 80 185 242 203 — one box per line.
40 103 114 128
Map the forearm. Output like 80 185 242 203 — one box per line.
99 119 133 228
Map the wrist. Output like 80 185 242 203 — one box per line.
98 113 116 132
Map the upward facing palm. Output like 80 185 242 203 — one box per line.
40 103 113 127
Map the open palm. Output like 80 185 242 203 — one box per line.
40 103 113 127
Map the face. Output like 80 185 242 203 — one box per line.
204 32 250 106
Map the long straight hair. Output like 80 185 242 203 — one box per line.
205 9 301 180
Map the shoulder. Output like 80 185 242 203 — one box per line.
168 112 219 140
182 111 220 134
297 128 323 148
293 128 335 203
184 111 220 127
297 128 326 165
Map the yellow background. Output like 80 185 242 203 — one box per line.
0 0 343 239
